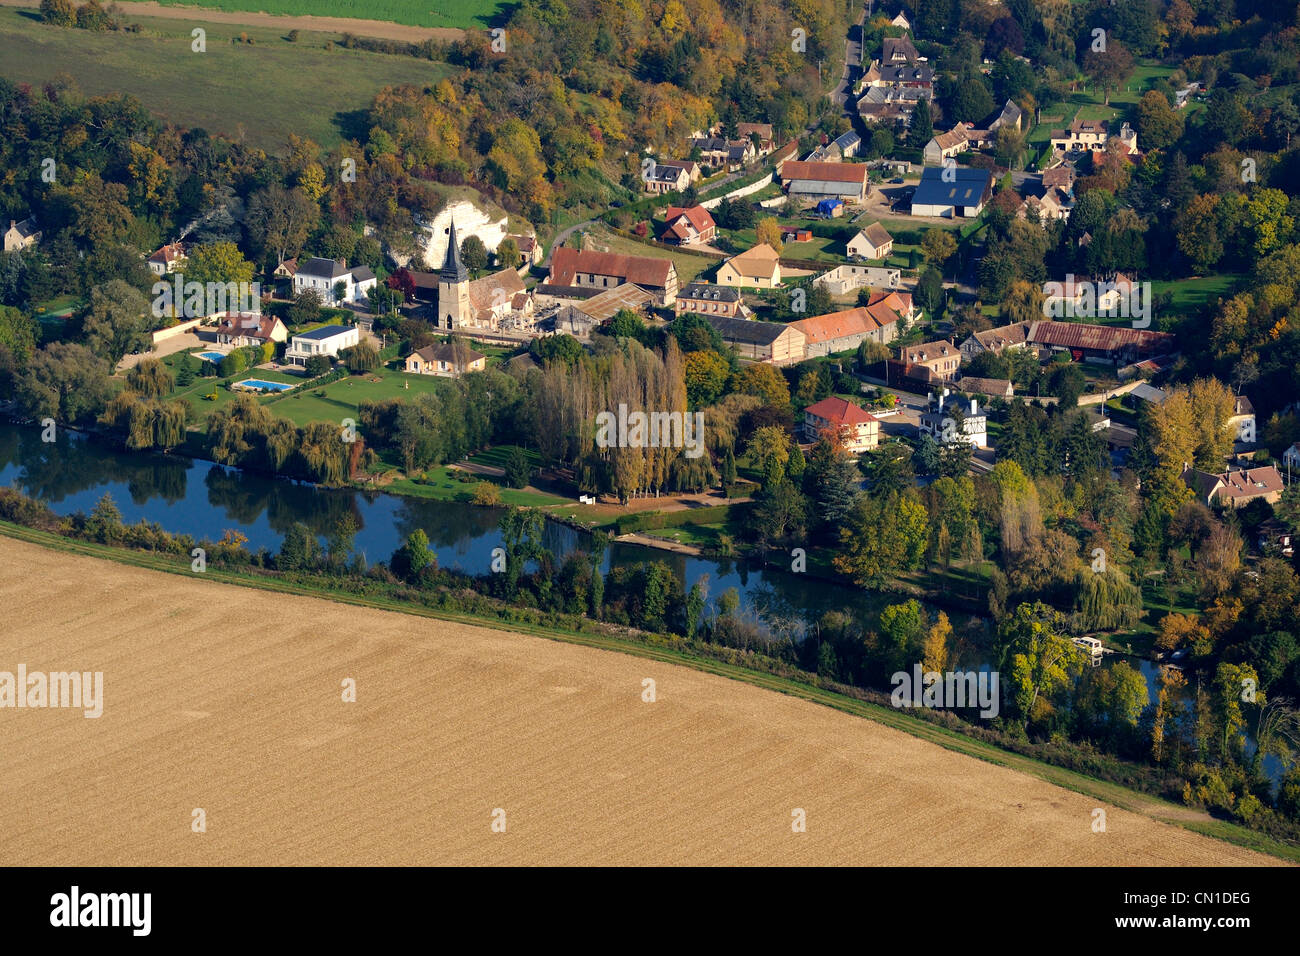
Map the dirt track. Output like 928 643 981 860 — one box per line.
0 536 1280 865
0 0 465 42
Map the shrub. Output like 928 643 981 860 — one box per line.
472 482 502 506
503 446 532 489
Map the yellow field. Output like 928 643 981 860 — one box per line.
0 536 1279 865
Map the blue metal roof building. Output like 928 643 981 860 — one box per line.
910 167 994 218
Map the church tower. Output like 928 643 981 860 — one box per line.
437 219 472 330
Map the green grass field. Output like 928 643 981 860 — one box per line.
0 10 453 149
256 366 447 427
588 227 718 283
1152 274 1242 318
387 469 568 506
150 0 507 29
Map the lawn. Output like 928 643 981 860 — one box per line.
1151 274 1242 318
149 0 508 28
387 469 569 507
0 10 453 149
467 446 542 470
257 367 446 427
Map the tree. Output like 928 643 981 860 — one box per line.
910 96 934 145
803 437 859 529
1082 41 1135 106
879 599 926 671
40 0 76 26
834 491 929 588
503 446 532 489
1135 90 1184 150
1047 362 1086 408
922 611 953 674
390 529 436 583
341 340 380 373
0 306 38 363
183 241 255 286
287 288 323 328
731 363 790 407
496 237 521 268
921 229 957 272
18 342 113 424
682 350 729 407
304 354 331 377
460 235 489 277
755 217 784 255
246 184 319 267
278 522 319 572
126 357 173 398
83 280 151 365
748 477 807 551
996 601 1079 726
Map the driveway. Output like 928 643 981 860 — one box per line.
115 330 206 372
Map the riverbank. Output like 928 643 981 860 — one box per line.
0 521 1295 862
0 527 1288 864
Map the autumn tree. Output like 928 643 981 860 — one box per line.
755 217 784 255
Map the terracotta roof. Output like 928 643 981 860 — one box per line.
902 339 957 364
931 127 969 151
410 342 485 367
971 322 1032 350
1184 465 1284 503
214 313 283 341
1041 165 1074 188
466 268 527 316
663 204 716 238
789 306 897 344
148 242 186 265
956 376 1013 397
805 396 878 426
549 247 674 289
780 161 870 185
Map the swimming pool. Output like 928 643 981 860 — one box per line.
233 379 294 392
197 351 226 363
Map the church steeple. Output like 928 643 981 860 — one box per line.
440 219 468 283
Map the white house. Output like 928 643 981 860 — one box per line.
147 242 187 276
919 391 987 447
283 324 360 367
3 216 40 252
847 222 894 260
813 264 901 295
292 257 378 305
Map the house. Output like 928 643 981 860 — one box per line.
1019 188 1073 223
848 223 894 260
660 205 717 246
919 391 987 447
506 234 545 267
736 123 775 155
813 263 902 295
882 36 920 65
404 341 487 378
283 324 360 367
548 246 679 305
1181 464 1284 508
910 166 992 217
1283 442 1300 472
657 159 702 183
956 376 1013 399
958 322 1033 359
823 130 862 161
789 304 901 357
865 289 919 325
1050 118 1139 155
293 257 377 305
923 127 969 166
676 283 745 318
862 62 935 91
899 339 960 381
705 314 805 365
691 136 756 170
802 397 880 455
780 161 871 203
214 313 288 348
147 242 187 276
644 162 691 194
1129 382 1169 406
3 216 40 252
987 99 1023 133
1040 164 1075 193
273 258 299 279
857 85 927 126
1174 83 1202 109
716 244 782 289
1228 395 1256 444
890 10 911 30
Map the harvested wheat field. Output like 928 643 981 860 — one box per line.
0 536 1280 866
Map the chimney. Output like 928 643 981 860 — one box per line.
339 257 347 269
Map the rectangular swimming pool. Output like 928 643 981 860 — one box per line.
197 351 226 363
233 379 294 392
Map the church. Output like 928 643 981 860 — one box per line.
433 219 534 332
